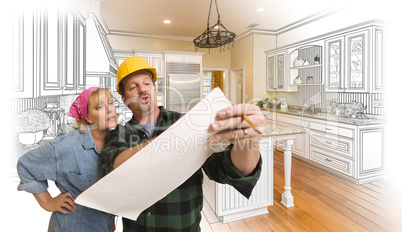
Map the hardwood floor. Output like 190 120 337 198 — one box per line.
202 150 402 232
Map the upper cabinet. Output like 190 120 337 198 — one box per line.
288 42 324 88
266 50 291 92
372 27 386 93
325 28 370 93
265 21 385 94
12 7 87 98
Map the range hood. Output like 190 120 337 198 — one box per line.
86 14 117 77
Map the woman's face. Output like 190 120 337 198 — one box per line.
86 90 117 130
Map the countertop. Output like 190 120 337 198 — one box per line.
262 108 387 126
262 118 306 137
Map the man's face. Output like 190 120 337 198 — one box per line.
122 73 157 114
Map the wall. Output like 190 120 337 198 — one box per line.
252 33 277 101
230 35 253 103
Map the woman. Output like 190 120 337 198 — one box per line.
17 87 117 232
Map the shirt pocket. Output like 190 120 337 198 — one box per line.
64 172 94 193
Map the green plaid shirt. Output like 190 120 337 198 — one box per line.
101 106 261 232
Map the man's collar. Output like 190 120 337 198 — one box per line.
127 106 168 126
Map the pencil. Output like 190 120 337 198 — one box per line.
241 114 262 134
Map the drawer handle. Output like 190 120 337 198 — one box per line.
326 158 333 162
325 128 332 131
326 141 332 144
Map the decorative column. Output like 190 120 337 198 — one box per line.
281 138 294 207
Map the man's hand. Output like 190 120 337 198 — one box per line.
208 103 264 145
208 103 265 176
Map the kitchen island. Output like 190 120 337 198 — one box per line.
202 117 305 223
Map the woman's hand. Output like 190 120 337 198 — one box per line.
33 191 76 214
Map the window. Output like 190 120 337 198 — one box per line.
202 71 212 97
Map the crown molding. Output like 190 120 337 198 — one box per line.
108 30 195 42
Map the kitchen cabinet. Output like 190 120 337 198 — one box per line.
372 27 386 93
273 111 385 184
40 9 86 96
325 28 371 93
203 138 272 223
288 43 324 87
12 7 86 97
309 118 385 183
276 113 309 159
11 8 37 98
164 53 202 64
266 50 290 92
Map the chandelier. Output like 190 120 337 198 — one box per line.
193 0 236 52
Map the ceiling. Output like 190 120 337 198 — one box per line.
97 0 345 40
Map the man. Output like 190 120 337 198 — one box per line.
101 56 265 231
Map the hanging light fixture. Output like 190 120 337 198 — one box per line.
193 0 236 52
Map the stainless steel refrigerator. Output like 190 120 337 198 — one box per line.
166 74 201 113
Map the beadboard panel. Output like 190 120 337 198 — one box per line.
276 85 386 115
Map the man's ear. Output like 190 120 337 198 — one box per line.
122 95 127 106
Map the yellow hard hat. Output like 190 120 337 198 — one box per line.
116 56 157 95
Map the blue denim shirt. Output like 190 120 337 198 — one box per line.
17 126 114 232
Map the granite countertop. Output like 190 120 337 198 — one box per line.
262 108 386 126
262 118 306 137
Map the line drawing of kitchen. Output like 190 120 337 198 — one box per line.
4 0 401 231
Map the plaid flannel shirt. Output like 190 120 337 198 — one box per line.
101 106 262 232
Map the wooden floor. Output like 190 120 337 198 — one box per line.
201 150 402 232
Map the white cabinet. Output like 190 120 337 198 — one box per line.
40 9 87 96
288 43 324 87
274 111 385 184
203 138 273 223
372 27 386 93
308 118 385 184
266 50 289 92
134 51 163 77
325 28 371 93
12 7 86 98
357 126 385 179
11 8 37 98
164 53 202 63
276 113 309 159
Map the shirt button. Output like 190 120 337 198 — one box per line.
147 212 151 216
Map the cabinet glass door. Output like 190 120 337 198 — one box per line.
276 53 285 90
326 37 343 92
345 30 368 92
266 55 275 91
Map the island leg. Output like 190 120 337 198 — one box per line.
281 138 295 207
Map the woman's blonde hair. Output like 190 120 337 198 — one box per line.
71 88 114 133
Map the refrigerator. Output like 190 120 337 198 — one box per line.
166 74 201 113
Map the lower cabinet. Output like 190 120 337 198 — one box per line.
275 112 385 184
202 138 273 223
276 113 309 159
